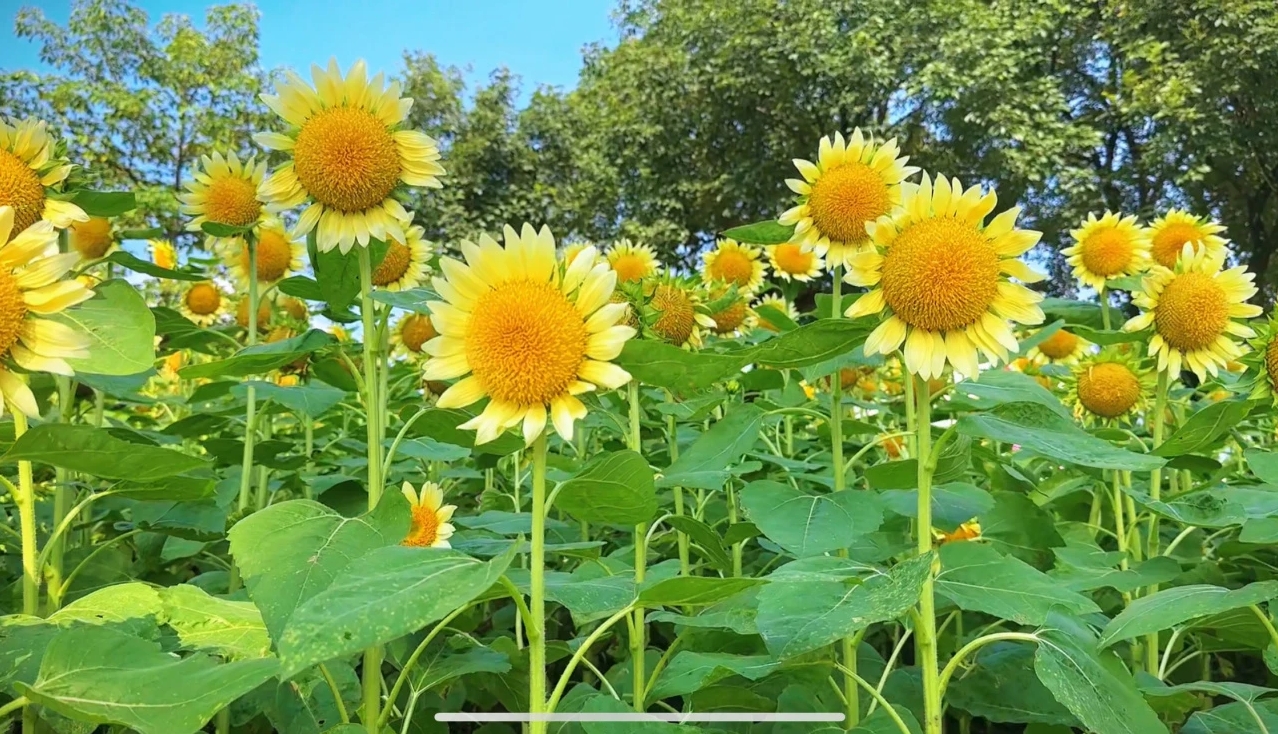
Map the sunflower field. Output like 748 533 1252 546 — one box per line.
1 53 1278 734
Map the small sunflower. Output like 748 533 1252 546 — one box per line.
562 241 601 267
1123 244 1261 380
934 521 982 544
0 118 87 241
0 207 95 416
766 241 823 282
391 312 437 360
150 239 179 270
706 288 757 337
280 296 310 322
179 282 228 326
69 217 116 261
218 218 304 290
646 278 717 349
1063 349 1154 425
607 239 660 283
1062 212 1149 291
702 239 765 293
180 151 266 238
370 225 432 292
1146 209 1227 270
1244 316 1278 406
236 297 272 333
255 59 445 253
1027 327 1089 365
401 481 456 548
754 293 800 332
423 225 637 445
845 174 1046 379
780 129 918 268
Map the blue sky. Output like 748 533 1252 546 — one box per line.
0 0 617 99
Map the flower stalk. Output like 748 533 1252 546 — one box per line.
358 244 387 730
529 431 549 733
628 381 647 711
1143 368 1170 673
914 374 943 734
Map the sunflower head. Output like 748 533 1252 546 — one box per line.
1123 243 1261 380
1242 315 1278 406
392 312 437 359
0 118 87 242
766 241 823 282
606 239 660 283
69 217 115 260
280 297 310 322
880 434 906 459
705 287 756 337
935 520 982 544
423 225 636 445
562 241 601 268
641 277 717 349
236 297 272 332
150 239 179 270
1062 212 1149 291
754 293 799 332
368 225 432 291
255 59 446 253
219 218 304 288
845 174 1046 379
401 481 456 548
1063 348 1154 425
181 152 266 237
1027 327 1089 365
1146 210 1228 270
701 238 765 293
180 282 226 326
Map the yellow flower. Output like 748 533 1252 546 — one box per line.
401 481 456 548
275 373 301 387
607 239 660 283
160 350 184 380
1146 209 1227 270
280 297 310 322
0 207 95 416
391 312 437 360
754 293 799 332
255 59 445 253
180 151 266 236
702 239 765 292
1027 327 1089 365
779 129 918 268
648 279 716 349
766 242 823 282
1245 316 1278 406
1063 349 1153 425
562 241 601 267
0 118 87 241
369 225 432 291
179 282 227 326
69 217 116 261
707 288 756 337
934 521 982 544
1062 212 1149 291
329 325 350 342
236 297 272 332
1123 244 1261 380
150 239 179 270
845 174 1046 379
423 225 636 445
218 218 304 290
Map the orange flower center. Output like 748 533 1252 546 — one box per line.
611 252 651 283
1038 330 1079 360
0 149 45 238
400 314 437 352
0 270 27 357
1151 222 1205 269
404 502 440 547
239 229 294 282
1154 271 1229 351
185 283 222 316
293 106 402 213
282 297 308 320
806 161 891 244
372 240 412 286
204 174 262 227
1266 335 1278 393
708 248 756 288
880 217 1000 332
651 283 696 346
466 280 586 405
772 243 815 275
1077 362 1141 418
709 292 748 334
1079 226 1135 277
70 217 113 259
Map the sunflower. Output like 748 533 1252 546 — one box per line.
845 174 1046 379
0 118 87 241
1123 244 1261 380
150 239 179 270
1027 327 1089 365
1243 316 1278 406
179 282 227 326
255 59 445 253
780 129 918 268
562 241 601 267
606 239 660 283
369 225 432 291
401 481 456 548
180 151 266 239
1062 349 1154 425
391 312 437 360
1146 209 1227 270
646 278 717 349
236 297 272 332
1062 212 1149 292
218 218 304 290
934 521 982 544
423 225 636 445
706 288 756 337
0 207 94 416
702 239 765 293
280 297 310 322
766 242 823 282
69 217 116 261
754 293 799 332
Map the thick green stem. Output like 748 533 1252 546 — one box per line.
529 432 549 733
235 236 260 517
12 408 38 734
627 381 647 712
727 483 742 577
1144 369 1170 674
829 265 859 728
938 632 1039 695
303 419 314 500
379 603 473 729
665 391 690 577
914 375 943 734
47 376 75 611
1099 286 1112 330
357 245 385 732
254 415 273 509
1112 471 1128 570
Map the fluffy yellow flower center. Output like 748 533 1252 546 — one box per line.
880 217 1000 332
710 293 748 334
1077 362 1141 418
404 501 440 547
204 174 262 227
651 283 696 345
236 298 271 330
708 249 755 288
293 106 402 213
153 242 177 270
1079 227 1135 277
282 297 308 320
71 217 113 259
400 314 437 353
806 162 892 243
772 243 814 275
1154 272 1228 351
372 240 412 286
0 149 45 237
611 253 650 283
1266 336 1278 392
1151 222 1204 269
1038 330 1079 360
466 280 586 405
242 229 293 282
0 270 27 357
185 283 222 315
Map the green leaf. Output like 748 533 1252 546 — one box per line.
948 642 1077 726
277 545 515 678
231 380 345 417
49 582 164 627
312 238 387 311
663 515 732 573
276 275 325 301
1098 582 1278 648
754 304 798 332
50 279 156 375
1034 612 1169 734
117 227 163 240
105 251 206 281
740 319 871 370
1181 700 1278 734
180 329 335 378
200 221 252 237
1154 400 1255 457
1 424 209 480
661 404 763 490
880 482 993 531
554 450 657 525
70 190 135 217
740 480 884 556
980 492 1065 568
159 584 271 660
951 370 1072 418
411 642 511 691
152 307 222 352
369 287 437 313
957 402 1165 471
721 220 796 244
638 576 764 606
17 626 277 734
1246 449 1278 484
647 588 759 636
864 436 971 490
615 340 742 392
545 570 636 620
935 543 1100 625
649 652 779 699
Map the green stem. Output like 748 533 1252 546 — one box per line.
665 390 690 577
0 697 29 720
47 376 75 612
914 374 942 734
937 632 1039 695
830 266 858 729
727 483 742 577
545 604 637 714
529 431 549 733
832 663 914 734
303 419 315 500
358 245 385 732
236 234 260 517
1099 286 1112 330
254 414 272 509
1112 471 1128 570
1144 369 1170 674
627 381 647 712
378 603 473 728
12 407 38 734
319 663 351 724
